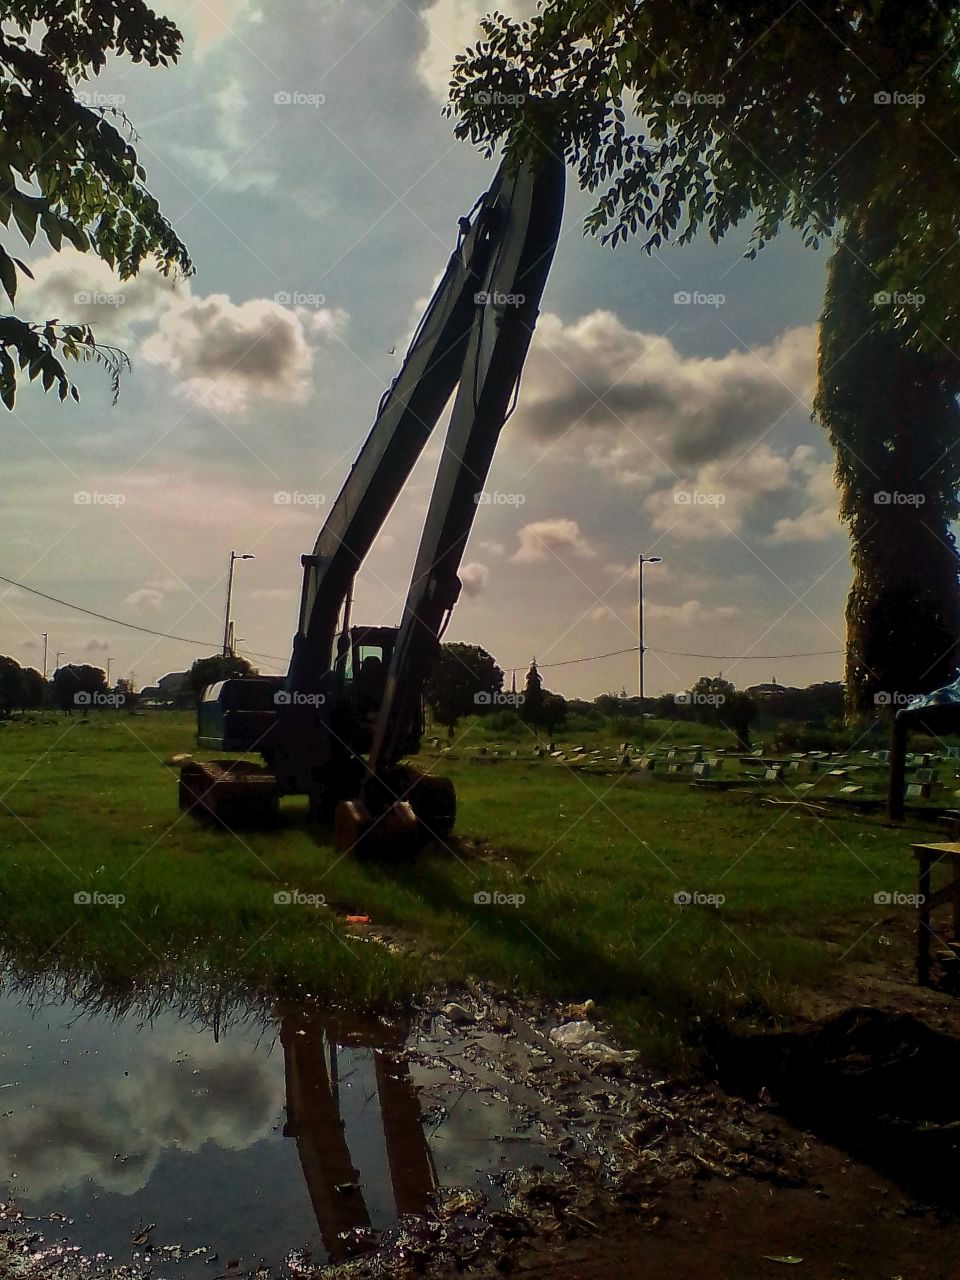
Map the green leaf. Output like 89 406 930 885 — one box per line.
0 248 18 304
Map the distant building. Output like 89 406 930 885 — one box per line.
140 671 190 707
746 681 791 701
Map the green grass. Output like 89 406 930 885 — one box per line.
0 709 936 1069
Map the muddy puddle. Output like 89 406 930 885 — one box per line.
0 980 574 1273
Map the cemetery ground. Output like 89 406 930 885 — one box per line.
0 708 953 1069
5 709 960 1278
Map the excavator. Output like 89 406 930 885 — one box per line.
178 147 565 853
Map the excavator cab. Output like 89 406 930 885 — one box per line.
333 625 423 755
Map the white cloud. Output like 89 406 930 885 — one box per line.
645 444 841 544
646 599 738 624
124 588 165 610
160 0 252 53
123 575 188 612
517 311 816 474
512 518 596 563
769 447 841 543
459 562 490 597
18 250 348 415
416 0 538 101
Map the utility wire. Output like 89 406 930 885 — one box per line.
513 644 843 671
0 570 843 673
0 571 289 665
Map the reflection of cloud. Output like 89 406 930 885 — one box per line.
3 1050 280 1201
512 519 596 564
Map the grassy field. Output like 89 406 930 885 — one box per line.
0 709 939 1067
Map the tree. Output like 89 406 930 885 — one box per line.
0 654 22 715
0 1 192 408
53 662 106 712
425 642 504 739
449 1 960 709
519 659 544 735
115 676 139 710
540 690 567 736
184 654 258 706
816 226 960 709
519 660 566 737
686 676 757 751
20 665 45 708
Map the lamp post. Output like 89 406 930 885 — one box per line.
55 650 65 671
41 633 48 681
107 657 113 687
638 554 662 752
223 552 255 657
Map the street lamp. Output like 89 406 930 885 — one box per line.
107 657 113 687
223 552 255 657
55 650 65 670
638 554 663 751
41 633 48 681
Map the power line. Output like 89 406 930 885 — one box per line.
0 569 844 675
0 571 289 666
514 643 843 671
652 646 844 660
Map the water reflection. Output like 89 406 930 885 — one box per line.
279 1007 436 1259
0 980 437 1270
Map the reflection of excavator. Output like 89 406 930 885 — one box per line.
279 1007 435 1262
179 147 564 851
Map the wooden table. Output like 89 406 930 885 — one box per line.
913 842 960 984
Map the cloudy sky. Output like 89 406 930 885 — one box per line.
2 0 846 698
